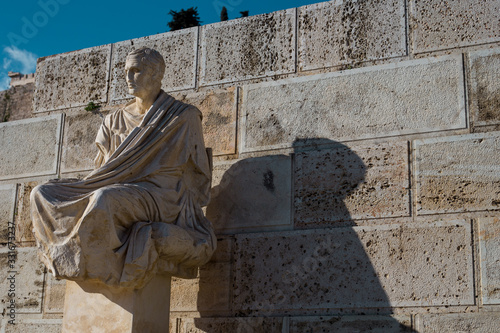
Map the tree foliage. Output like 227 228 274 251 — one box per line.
240 10 249 18
167 7 201 31
220 6 228 21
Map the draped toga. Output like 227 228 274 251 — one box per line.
31 91 216 289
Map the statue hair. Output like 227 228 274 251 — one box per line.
127 47 166 83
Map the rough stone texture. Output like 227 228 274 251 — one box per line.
289 315 412 333
206 155 292 233
298 0 406 71
233 221 473 311
179 317 285 333
241 56 466 152
0 82 34 123
0 114 62 180
417 312 500 333
3 319 62 333
0 185 16 243
172 88 237 156
170 262 231 313
200 9 296 86
60 112 103 173
410 0 500 53
415 132 500 214
15 182 38 244
33 45 111 112
469 48 500 126
109 28 198 101
478 217 500 304
294 141 409 226
44 274 66 314
0 247 45 313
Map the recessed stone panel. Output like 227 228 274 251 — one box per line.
417 312 500 333
44 274 66 314
294 141 409 225
410 0 500 53
110 29 198 101
298 0 406 71
415 133 500 215
478 217 500 304
33 45 111 112
241 56 466 152
0 247 45 313
3 319 62 333
200 9 296 86
233 221 473 311
0 185 16 244
172 88 237 156
15 182 39 244
290 315 412 333
180 317 285 333
0 115 62 180
206 155 292 233
469 48 500 126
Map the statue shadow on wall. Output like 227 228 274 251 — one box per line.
193 138 416 332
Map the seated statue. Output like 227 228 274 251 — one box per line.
30 47 216 289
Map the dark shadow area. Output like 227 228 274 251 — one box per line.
194 138 416 332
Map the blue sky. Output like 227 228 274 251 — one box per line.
0 0 321 90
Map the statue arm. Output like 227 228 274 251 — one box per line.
94 116 111 169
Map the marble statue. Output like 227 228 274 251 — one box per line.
30 47 216 289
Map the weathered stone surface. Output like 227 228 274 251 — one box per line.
410 0 500 53
60 112 103 173
417 312 500 333
3 319 62 333
0 82 34 122
44 274 66 314
110 29 198 101
241 56 466 152
0 115 62 180
415 132 500 214
294 141 409 225
290 315 412 333
200 9 296 86
233 221 473 311
33 45 111 112
206 155 292 233
172 88 237 156
469 48 500 126
298 0 406 71
0 184 16 243
15 182 38 244
170 262 230 313
478 217 500 304
0 247 45 313
179 317 285 333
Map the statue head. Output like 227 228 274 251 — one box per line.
125 47 165 99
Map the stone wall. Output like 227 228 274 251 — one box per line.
0 80 34 123
0 0 499 331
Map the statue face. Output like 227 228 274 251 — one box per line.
125 56 157 98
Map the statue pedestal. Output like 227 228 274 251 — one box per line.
62 275 171 333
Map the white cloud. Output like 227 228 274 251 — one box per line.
3 46 37 74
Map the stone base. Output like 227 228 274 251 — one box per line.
62 275 171 333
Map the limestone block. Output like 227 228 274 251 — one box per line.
469 48 500 126
417 312 500 333
3 319 62 333
179 317 285 333
0 185 16 243
109 28 198 101
233 220 473 311
209 236 232 263
241 56 466 152
44 274 66 314
298 0 406 71
200 9 296 86
290 315 412 333
0 247 45 313
33 45 111 112
206 155 292 233
0 115 62 180
478 217 500 304
415 132 500 214
15 182 39 244
172 88 237 156
170 262 230 313
60 112 103 173
294 141 409 226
